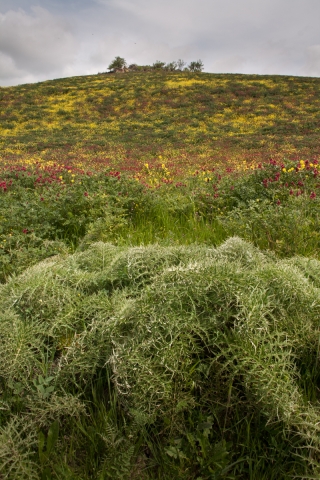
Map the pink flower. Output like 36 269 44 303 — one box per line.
310 192 316 199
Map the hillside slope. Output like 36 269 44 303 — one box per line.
2 72 320 479
1 71 320 174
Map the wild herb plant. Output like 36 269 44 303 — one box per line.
1 237 320 478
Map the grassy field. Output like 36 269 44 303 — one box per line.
1 70 320 479
1 70 320 174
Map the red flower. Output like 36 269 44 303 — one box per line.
84 192 88 197
310 192 316 199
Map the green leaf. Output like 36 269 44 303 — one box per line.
38 431 46 464
44 376 55 385
47 420 59 455
38 385 45 394
41 466 52 480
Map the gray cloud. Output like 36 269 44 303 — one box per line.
305 45 320 76
0 6 77 84
0 0 320 86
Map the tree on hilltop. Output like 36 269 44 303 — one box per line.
188 60 204 72
165 61 178 71
153 60 166 69
176 59 186 70
108 56 127 71
106 56 204 73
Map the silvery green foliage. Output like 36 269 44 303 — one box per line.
0 417 40 479
1 237 320 476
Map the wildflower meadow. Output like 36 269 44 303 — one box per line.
1 68 320 479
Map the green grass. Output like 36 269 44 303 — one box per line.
1 157 320 283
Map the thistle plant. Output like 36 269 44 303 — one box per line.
1 237 320 477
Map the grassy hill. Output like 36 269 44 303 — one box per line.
1 71 320 479
1 71 320 174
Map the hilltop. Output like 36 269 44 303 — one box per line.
1 71 320 174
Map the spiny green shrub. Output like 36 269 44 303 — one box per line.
1 237 320 478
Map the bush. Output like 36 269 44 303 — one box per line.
188 59 204 72
165 61 178 71
176 59 186 70
152 60 166 69
2 238 320 477
152 59 186 71
108 56 127 71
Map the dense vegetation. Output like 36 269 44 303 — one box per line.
1 70 320 174
1 70 320 478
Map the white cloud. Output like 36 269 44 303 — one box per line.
0 51 23 80
305 45 320 77
211 55 247 74
0 6 77 85
88 0 320 77
1 0 319 85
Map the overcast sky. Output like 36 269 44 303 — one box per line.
1 0 320 86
